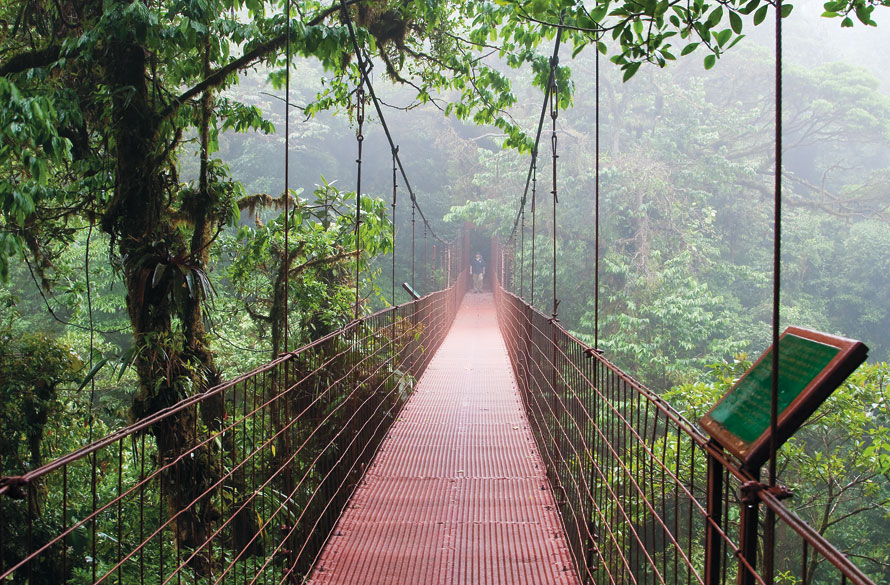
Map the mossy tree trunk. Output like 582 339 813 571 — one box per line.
101 33 224 562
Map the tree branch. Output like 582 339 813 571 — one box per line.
162 0 361 121
243 301 272 323
0 45 62 77
290 249 359 277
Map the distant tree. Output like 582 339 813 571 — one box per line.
227 180 393 357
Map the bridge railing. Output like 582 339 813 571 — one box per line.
491 266 874 585
0 271 467 585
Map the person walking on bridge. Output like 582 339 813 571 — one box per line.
471 252 486 293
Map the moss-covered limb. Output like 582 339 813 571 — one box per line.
164 0 359 121
0 45 62 77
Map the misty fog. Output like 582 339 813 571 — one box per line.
206 0 889 388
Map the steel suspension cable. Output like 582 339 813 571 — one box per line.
769 0 784 493
283 5 294 534
594 37 600 352
279 12 296 559
391 146 398 305
585 35 603 572
507 20 566 243
530 158 537 306
283 0 291 355
85 221 97 584
519 206 526 297
338 0 449 246
354 86 365 319
549 56 560 321
765 2 784 584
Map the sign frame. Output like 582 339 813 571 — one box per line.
699 326 868 469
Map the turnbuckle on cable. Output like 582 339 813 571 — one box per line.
549 58 559 204
356 86 365 143
549 55 560 123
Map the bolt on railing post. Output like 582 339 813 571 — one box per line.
705 441 725 585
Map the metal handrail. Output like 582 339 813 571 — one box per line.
491 244 875 585
0 271 468 584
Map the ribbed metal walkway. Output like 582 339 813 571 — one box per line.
307 293 581 584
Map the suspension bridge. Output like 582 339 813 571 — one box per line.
0 257 875 585
0 3 879 585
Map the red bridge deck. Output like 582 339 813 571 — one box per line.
307 293 581 584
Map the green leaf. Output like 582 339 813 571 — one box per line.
572 41 587 58
753 4 769 24
590 4 609 21
622 61 642 82
741 0 760 15
782 3 794 17
729 11 743 33
727 34 746 49
704 54 716 69
715 28 732 47
854 3 871 23
77 358 109 392
681 42 700 56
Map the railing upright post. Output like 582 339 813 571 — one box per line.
525 302 534 405
585 357 599 585
410 298 418 377
706 441 725 585
550 319 559 490
738 468 762 585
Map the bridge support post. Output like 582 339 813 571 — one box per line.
705 442 724 585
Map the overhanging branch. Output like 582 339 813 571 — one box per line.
162 0 361 121
0 45 62 77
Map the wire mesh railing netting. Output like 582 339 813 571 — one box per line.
0 272 467 585
491 247 874 585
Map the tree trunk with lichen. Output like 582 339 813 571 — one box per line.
101 36 221 567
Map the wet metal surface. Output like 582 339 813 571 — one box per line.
307 293 581 584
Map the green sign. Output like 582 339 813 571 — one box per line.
700 326 867 467
708 334 839 444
